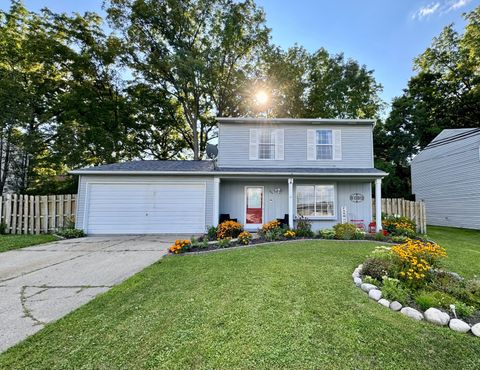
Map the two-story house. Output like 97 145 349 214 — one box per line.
72 118 387 234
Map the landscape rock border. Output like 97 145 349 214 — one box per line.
352 264 480 337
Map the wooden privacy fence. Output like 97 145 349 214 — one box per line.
373 198 427 234
0 194 76 234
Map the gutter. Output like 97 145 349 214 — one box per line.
70 170 387 177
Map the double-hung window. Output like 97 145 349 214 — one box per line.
316 130 333 160
296 185 336 218
258 129 276 160
249 128 284 160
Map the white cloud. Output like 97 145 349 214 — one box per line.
446 0 472 11
412 0 472 20
412 2 441 19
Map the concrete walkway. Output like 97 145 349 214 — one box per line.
0 235 184 352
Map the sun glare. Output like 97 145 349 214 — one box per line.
255 90 269 105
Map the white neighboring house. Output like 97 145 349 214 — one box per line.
411 128 480 230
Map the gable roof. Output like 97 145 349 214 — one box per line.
411 128 480 164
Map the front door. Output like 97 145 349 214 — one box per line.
245 186 264 229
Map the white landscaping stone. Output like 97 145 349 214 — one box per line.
352 272 360 279
354 277 362 287
390 301 402 311
471 323 480 337
358 264 363 270
400 307 424 321
361 283 377 293
449 319 470 333
424 308 450 326
378 298 390 308
369 289 382 301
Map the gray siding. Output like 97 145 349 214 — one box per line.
76 175 214 231
219 178 372 231
411 129 480 230
217 123 374 168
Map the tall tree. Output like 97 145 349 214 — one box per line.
376 6 480 198
106 0 270 159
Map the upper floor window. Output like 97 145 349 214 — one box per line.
249 128 284 160
258 129 276 160
316 130 333 160
307 129 342 161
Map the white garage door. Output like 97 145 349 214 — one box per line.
85 182 206 234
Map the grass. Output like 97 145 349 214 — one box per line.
0 227 479 369
0 234 59 253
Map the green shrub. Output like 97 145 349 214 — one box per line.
191 236 209 249
374 232 387 241
382 215 416 237
217 238 232 248
414 290 455 311
318 228 335 239
363 275 381 286
333 223 357 240
453 301 476 318
264 228 283 242
353 229 366 240
381 277 410 304
0 222 7 234
207 225 218 241
295 217 314 238
362 257 394 281
391 235 409 244
56 228 85 239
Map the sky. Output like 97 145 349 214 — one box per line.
1 0 478 109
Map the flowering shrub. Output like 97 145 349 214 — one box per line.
216 220 243 239
261 220 281 233
169 239 192 254
284 230 296 239
295 216 314 237
383 215 416 237
333 223 357 240
238 231 252 245
392 239 447 285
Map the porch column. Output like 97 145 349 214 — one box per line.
288 178 294 229
375 178 382 232
213 177 220 227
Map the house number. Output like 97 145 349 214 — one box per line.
350 193 364 203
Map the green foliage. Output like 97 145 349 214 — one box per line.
333 223 357 240
362 275 381 286
453 301 476 318
295 217 314 238
391 235 409 244
376 7 480 198
414 290 455 311
362 257 394 281
0 222 7 235
374 232 388 241
264 228 284 242
207 226 218 241
381 277 410 304
56 229 86 239
217 238 232 248
318 228 335 239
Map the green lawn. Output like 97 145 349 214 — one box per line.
1 227 479 369
0 234 59 253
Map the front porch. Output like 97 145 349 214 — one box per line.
213 176 383 232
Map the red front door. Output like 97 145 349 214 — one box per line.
245 187 263 226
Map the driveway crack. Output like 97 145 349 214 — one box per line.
20 286 46 326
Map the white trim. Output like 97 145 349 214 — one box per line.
217 117 375 125
244 185 264 230
333 129 342 161
213 177 220 227
375 178 382 232
288 178 294 229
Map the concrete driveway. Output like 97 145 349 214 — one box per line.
0 235 185 352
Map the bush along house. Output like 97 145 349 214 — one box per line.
71 118 387 234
